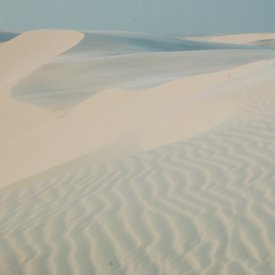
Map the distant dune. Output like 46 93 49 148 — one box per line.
0 32 18 43
1 30 275 274
12 31 272 108
185 33 275 46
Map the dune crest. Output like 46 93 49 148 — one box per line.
0 30 84 147
185 33 275 45
0 29 84 86
1 30 275 274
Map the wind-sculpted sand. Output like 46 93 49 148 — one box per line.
185 33 275 45
2 59 272 186
11 31 275 108
1 30 275 274
0 29 84 146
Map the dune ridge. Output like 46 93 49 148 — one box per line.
0 30 84 148
11 31 275 109
1 58 274 187
1 30 275 274
0 29 84 87
1 74 275 273
185 33 275 45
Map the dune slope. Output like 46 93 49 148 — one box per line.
1 58 275 274
11 31 275 108
1 31 275 275
2 59 272 187
185 33 275 45
0 30 84 147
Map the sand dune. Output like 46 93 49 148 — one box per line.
1 72 275 273
0 30 84 147
11 31 275 108
1 59 273 187
0 29 84 86
185 33 275 45
0 31 18 43
1 31 275 274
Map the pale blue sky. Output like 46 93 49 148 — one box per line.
1 0 275 34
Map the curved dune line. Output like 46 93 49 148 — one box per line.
3 84 275 274
0 29 84 87
1 59 273 188
0 30 84 148
1 115 275 275
1 33 275 274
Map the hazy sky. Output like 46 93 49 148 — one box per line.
1 0 275 34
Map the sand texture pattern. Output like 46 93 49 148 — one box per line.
1 30 275 274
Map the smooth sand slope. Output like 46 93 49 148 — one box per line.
11 31 275 108
1 31 275 275
2 59 273 187
0 30 84 147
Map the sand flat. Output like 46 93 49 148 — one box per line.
1 31 275 274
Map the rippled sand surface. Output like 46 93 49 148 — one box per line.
1 30 275 274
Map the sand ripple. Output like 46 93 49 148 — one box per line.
1 100 275 274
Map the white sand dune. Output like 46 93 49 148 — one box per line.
185 33 275 45
1 59 273 187
0 29 84 86
11 31 275 108
1 72 275 274
1 31 275 274
0 30 84 146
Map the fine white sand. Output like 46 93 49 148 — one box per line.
1 30 275 275
1 60 271 187
0 30 84 147
11 31 275 108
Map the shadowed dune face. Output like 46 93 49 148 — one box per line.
2 59 274 186
0 32 19 42
65 31 255 56
0 29 84 86
0 30 84 146
252 39 275 49
11 31 275 109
